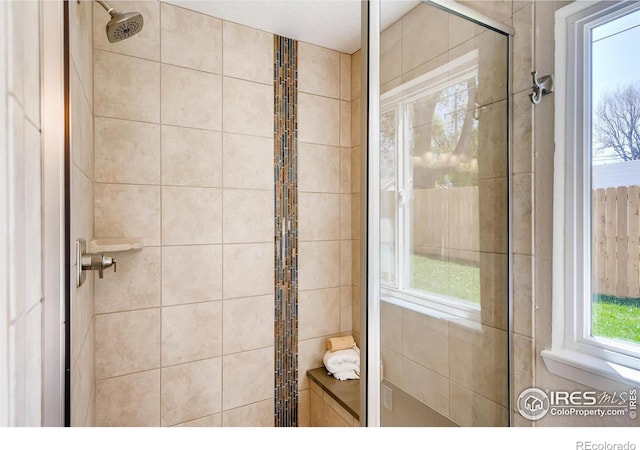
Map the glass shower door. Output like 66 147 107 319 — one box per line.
367 0 512 427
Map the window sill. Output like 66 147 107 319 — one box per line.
541 348 640 392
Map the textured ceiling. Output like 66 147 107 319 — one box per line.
164 0 421 54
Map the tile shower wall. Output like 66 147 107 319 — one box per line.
70 0 96 427
296 41 355 427
92 1 354 427
0 0 46 427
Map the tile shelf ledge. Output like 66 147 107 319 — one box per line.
89 238 144 253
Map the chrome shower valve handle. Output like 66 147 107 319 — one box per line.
76 239 117 287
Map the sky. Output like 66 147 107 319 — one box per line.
591 8 640 164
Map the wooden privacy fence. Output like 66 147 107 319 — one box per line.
593 185 640 299
412 186 480 261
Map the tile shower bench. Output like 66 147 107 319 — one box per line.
307 367 360 427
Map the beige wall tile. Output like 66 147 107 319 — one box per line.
478 177 508 254
174 414 221 427
340 240 352 287
475 31 509 107
350 98 360 147
512 334 534 411
161 64 222 130
223 189 273 244
401 357 449 417
161 186 222 245
402 310 449 377
298 337 326 391
298 389 310 427
324 400 352 427
299 288 340 340
299 193 340 241
69 0 92 106
95 308 160 379
223 21 273 85
298 41 340 99
513 173 533 255
71 270 94 366
161 358 222 426
350 146 361 194
352 239 360 286
222 399 274 427
222 133 274 190
309 380 323 398
71 168 93 267
458 0 512 23
299 93 340 146
480 252 509 331
350 50 361 101
222 295 274 354
513 254 533 338
449 381 508 427
94 183 161 246
513 91 533 174
161 126 222 187
449 321 508 407
299 241 340 291
94 50 160 123
70 67 93 179
381 20 402 85
310 389 323 426
340 53 351 101
223 243 273 299
223 347 273 410
162 245 222 306
339 286 352 333
477 100 508 180
323 392 354 425
93 1 160 61
160 3 222 73
95 247 161 314
380 301 402 353
96 370 160 426
223 77 272 138
162 302 222 366
71 316 93 427
95 117 160 184
513 4 534 94
298 143 340 194
381 346 402 386
449 12 481 50
339 148 351 194
340 101 351 148
339 194 351 240
352 287 361 334
401 4 448 73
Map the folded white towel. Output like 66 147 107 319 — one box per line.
330 369 360 381
323 346 360 381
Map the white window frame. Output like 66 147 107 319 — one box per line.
544 0 640 391
379 50 482 322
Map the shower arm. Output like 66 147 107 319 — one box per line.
96 0 117 17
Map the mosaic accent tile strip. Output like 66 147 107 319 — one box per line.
274 34 298 427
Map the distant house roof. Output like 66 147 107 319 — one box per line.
592 159 640 189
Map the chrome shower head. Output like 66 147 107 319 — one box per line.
96 1 144 43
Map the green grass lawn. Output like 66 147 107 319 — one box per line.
410 254 480 303
410 254 640 344
593 295 640 344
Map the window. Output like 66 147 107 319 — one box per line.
546 1 640 389
379 51 482 320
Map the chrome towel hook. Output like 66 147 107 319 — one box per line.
530 71 554 105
